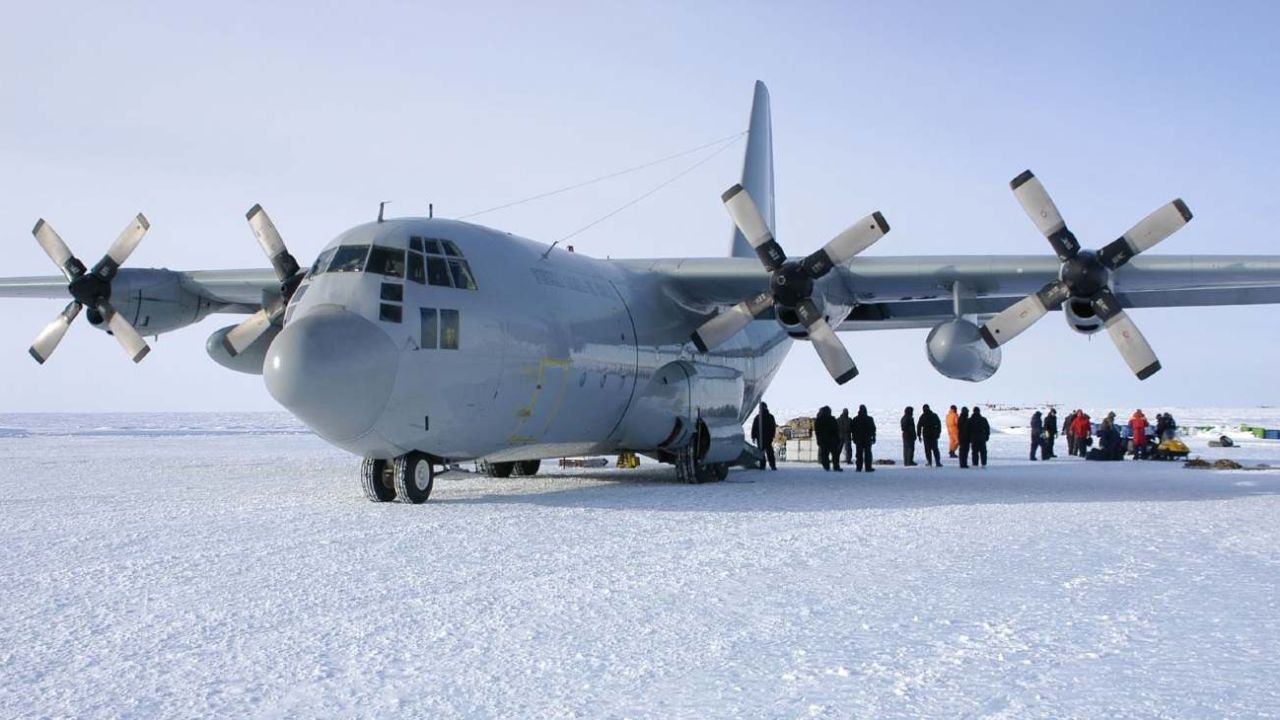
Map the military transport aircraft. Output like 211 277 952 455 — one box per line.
4 81 1280 503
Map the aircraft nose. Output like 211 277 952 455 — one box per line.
264 306 399 442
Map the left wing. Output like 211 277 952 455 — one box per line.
624 254 1280 328
0 269 277 306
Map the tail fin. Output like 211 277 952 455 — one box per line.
730 81 775 258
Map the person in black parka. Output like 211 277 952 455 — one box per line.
814 406 842 472
1030 410 1044 461
1044 408 1058 459
900 406 918 466
751 401 778 471
969 407 991 467
837 408 854 466
957 407 971 469
917 404 943 467
850 404 876 472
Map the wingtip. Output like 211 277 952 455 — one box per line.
1010 170 1036 190
1136 361 1161 381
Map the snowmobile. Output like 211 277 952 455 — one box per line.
1149 437 1191 461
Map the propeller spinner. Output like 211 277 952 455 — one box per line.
978 170 1192 379
27 215 152 364
690 184 889 385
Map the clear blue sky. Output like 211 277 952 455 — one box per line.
2 1 1278 412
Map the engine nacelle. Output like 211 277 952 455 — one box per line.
694 416 746 464
95 269 219 336
206 324 281 375
926 319 1001 382
1062 297 1105 335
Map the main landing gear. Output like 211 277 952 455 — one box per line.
673 445 728 484
361 451 435 504
484 460 542 478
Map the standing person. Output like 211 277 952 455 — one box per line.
1044 408 1059 459
1030 410 1044 461
1063 409 1078 456
815 406 842 472
900 406 918 466
946 405 960 458
851 405 876 472
750 401 777 471
838 408 854 466
958 407 971 468
1163 412 1178 440
1071 411 1093 457
1129 409 1149 460
918 404 943 467
969 407 991 467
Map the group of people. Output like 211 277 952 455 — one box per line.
1057 408 1179 461
752 402 992 472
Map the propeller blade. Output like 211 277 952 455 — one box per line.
222 308 274 357
1098 199 1193 270
100 302 150 363
28 301 83 364
32 219 85 281
90 213 150 281
978 280 1071 349
247 204 300 282
722 184 786 271
793 299 858 384
802 211 890 278
1010 170 1080 261
1089 289 1161 380
690 291 774 352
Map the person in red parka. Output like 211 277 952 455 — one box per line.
1129 409 1149 459
1070 411 1092 457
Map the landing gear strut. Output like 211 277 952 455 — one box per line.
361 453 435 504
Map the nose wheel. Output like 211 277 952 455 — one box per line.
360 453 435 503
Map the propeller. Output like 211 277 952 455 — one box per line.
979 170 1192 380
691 184 889 385
222 204 304 357
26 215 152 364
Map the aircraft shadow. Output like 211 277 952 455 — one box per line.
434 462 1280 513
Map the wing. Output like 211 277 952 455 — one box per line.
0 268 278 306
621 255 1280 330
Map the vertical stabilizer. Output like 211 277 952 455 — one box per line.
730 81 775 258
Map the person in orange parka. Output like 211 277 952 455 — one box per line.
1129 409 1149 459
946 405 960 458
1070 410 1092 457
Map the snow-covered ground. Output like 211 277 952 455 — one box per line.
3 410 1280 718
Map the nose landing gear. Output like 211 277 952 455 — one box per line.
360 452 436 504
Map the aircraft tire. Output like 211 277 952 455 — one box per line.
361 458 395 502
514 459 541 477
392 452 434 504
487 461 515 478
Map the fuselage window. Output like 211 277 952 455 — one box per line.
448 260 477 290
441 309 460 349
407 252 425 284
308 247 336 277
419 308 438 349
427 257 453 287
367 246 406 278
328 244 371 273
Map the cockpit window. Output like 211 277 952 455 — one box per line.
328 244 370 273
366 245 406 278
426 256 452 287
442 240 462 257
448 260 477 290
308 247 336 277
424 238 442 255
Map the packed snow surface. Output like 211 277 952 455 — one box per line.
3 409 1280 718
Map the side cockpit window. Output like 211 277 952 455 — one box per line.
308 247 336 278
328 244 371 273
367 245 406 278
408 235 477 290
